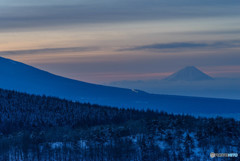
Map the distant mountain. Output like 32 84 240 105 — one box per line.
164 66 213 81
1 56 240 115
108 78 240 100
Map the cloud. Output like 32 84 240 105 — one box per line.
120 40 240 51
0 47 98 56
0 0 240 31
188 29 240 35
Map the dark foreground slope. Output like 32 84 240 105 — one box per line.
0 88 239 161
1 56 240 115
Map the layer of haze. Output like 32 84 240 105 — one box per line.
0 0 240 83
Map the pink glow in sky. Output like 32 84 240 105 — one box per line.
1 0 240 83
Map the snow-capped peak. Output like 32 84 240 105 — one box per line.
164 66 213 81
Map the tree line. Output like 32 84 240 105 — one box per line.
0 88 239 160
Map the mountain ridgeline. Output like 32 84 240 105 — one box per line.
108 66 240 100
164 66 213 81
0 56 240 116
0 88 240 161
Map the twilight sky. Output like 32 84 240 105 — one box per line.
1 0 240 83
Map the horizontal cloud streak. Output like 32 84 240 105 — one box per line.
187 29 240 35
121 40 240 51
0 47 98 56
0 1 240 31
3 0 240 6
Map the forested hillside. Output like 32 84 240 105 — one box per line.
0 88 239 161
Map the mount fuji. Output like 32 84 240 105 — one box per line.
164 66 213 81
1 56 240 116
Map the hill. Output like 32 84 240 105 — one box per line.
0 56 240 116
0 88 239 160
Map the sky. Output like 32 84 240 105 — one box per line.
1 0 240 83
